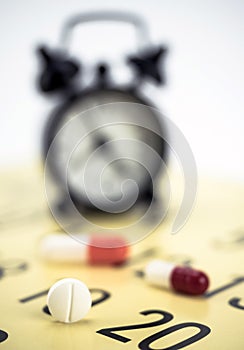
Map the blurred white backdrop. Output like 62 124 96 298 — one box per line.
0 0 243 180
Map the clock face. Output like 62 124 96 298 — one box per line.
44 89 166 213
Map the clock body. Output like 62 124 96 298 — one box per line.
43 88 167 214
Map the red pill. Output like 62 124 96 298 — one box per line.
145 260 209 295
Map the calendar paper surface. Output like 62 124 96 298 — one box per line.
0 165 244 349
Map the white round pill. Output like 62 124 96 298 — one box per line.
47 278 92 323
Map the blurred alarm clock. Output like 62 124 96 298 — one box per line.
37 11 168 215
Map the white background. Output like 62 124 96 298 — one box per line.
0 0 243 180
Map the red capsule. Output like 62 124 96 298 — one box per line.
145 260 209 296
40 233 129 265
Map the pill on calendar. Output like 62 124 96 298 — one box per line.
144 260 209 295
47 278 91 323
40 233 129 265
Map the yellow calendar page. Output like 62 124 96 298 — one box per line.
0 165 244 350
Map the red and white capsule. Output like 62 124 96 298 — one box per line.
145 260 209 295
40 233 129 265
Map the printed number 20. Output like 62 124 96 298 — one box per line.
97 309 210 350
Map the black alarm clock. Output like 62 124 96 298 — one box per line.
37 11 168 219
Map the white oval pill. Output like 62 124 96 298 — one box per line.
47 278 92 323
